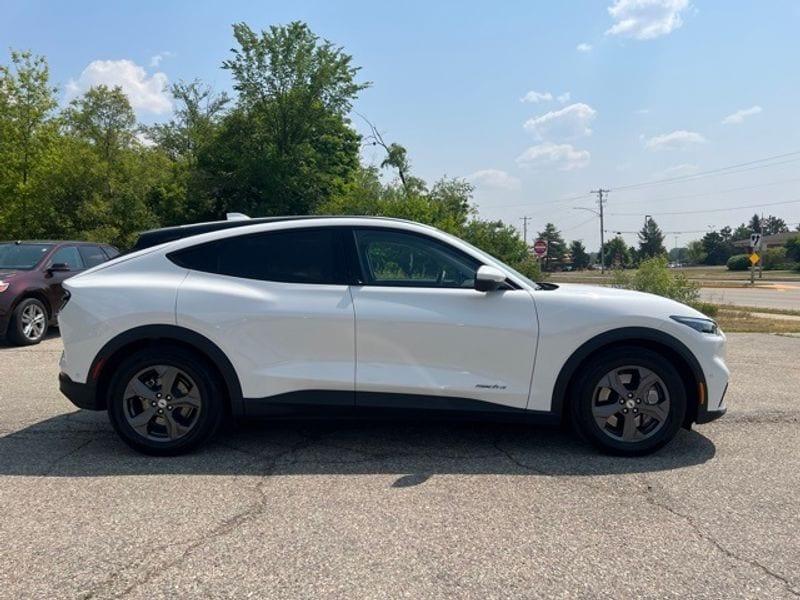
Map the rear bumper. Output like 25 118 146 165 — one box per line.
59 371 101 410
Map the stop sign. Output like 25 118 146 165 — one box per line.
533 239 548 257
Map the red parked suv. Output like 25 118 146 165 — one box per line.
0 241 119 346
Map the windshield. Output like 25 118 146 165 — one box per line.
0 243 53 270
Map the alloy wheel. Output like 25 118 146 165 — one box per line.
122 365 203 442
591 365 671 443
21 303 46 341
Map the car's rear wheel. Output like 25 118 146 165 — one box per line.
107 347 224 455
8 298 49 346
570 347 687 456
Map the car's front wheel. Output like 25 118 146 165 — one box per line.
8 297 49 346
571 347 687 456
107 347 225 455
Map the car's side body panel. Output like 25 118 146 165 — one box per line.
529 284 729 416
350 286 538 409
59 251 186 384
176 272 356 399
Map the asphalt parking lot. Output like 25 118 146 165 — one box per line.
1 334 799 599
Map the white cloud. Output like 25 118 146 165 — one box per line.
606 0 690 40
644 129 706 151
523 102 597 140
516 143 591 171
520 90 553 103
66 59 171 114
466 169 521 191
657 163 699 178
722 105 762 125
636 108 650 114
557 92 571 103
576 43 593 52
149 51 173 68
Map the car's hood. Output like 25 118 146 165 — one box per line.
546 282 707 319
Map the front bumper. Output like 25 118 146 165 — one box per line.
59 371 101 410
696 382 728 424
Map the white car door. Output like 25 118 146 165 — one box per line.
174 227 355 406
348 228 538 410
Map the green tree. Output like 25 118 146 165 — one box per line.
686 240 707 265
569 240 590 270
147 80 229 164
602 235 630 268
701 228 735 265
536 223 566 271
786 236 800 263
638 217 666 258
0 50 59 237
204 21 369 217
762 215 788 235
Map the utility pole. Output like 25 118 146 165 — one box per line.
590 189 610 273
520 216 531 246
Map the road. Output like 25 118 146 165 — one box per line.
1 334 799 599
700 283 800 310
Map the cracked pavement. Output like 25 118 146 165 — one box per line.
0 333 799 599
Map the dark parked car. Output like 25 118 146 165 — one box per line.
0 240 119 346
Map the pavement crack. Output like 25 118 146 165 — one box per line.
89 434 323 599
642 480 800 597
41 437 93 476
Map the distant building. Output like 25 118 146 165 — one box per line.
732 231 798 250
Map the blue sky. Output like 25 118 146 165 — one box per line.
3 0 800 248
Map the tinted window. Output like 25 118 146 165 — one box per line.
78 245 108 268
49 246 84 270
171 228 342 284
0 243 53 270
102 245 120 259
354 230 478 288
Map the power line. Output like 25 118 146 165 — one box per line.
609 197 800 217
610 150 800 192
608 176 800 208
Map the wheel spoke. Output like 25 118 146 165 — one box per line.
600 371 629 399
129 407 156 435
621 413 639 441
639 401 669 423
163 412 190 440
593 402 619 426
635 371 659 397
127 378 156 401
172 389 201 409
157 366 179 397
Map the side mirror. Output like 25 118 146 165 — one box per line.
474 265 506 292
47 262 70 273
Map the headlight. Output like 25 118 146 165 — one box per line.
671 315 719 335
0 281 8 293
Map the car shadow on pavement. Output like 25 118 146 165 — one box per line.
0 410 716 482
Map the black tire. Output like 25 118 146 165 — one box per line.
8 297 49 346
570 347 687 456
107 346 225 456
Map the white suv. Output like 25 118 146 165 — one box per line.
58 217 728 456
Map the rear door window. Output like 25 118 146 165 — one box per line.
169 228 345 284
78 245 109 268
49 246 84 271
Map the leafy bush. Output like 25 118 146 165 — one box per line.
612 256 700 306
726 254 751 271
763 247 788 270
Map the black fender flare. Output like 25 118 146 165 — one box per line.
90 324 244 414
550 327 706 419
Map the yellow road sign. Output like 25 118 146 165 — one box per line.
749 253 760 265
